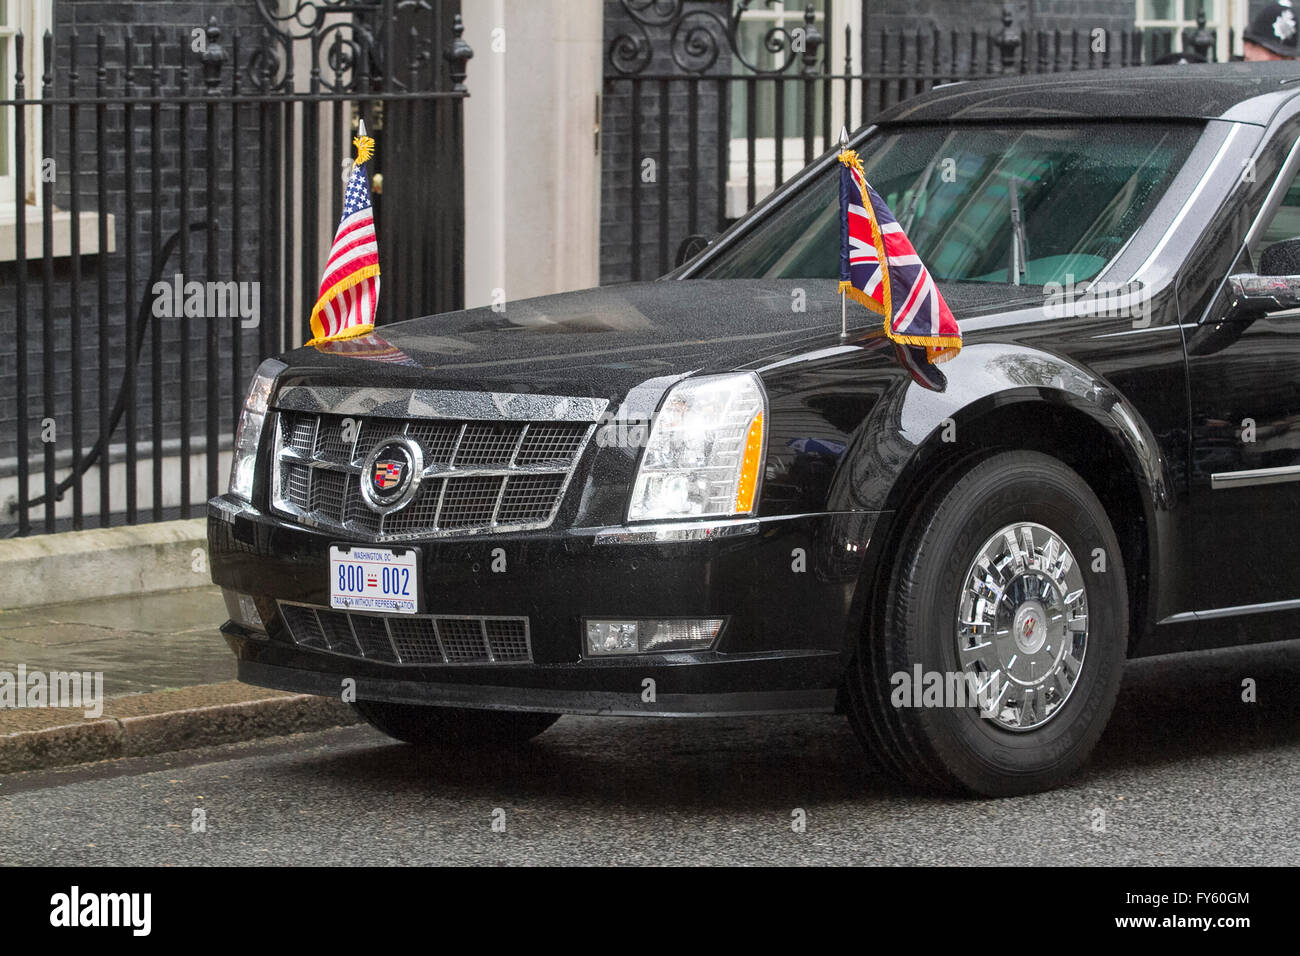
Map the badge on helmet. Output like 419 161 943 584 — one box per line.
1245 1 1299 58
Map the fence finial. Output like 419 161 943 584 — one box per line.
201 17 226 90
1184 8 1215 59
995 5 1021 72
443 13 474 92
800 3 824 75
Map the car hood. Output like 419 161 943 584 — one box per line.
278 278 1039 398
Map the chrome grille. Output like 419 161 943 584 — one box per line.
271 408 593 540
278 603 532 666
498 474 567 524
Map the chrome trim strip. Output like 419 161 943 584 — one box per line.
280 449 360 472
592 522 762 545
271 413 287 519
1160 598 1300 625
584 510 887 545
1242 129 1300 255
421 463 571 480
1131 123 1243 286
1210 465 1300 490
268 499 580 542
1094 322 1197 339
276 385 609 423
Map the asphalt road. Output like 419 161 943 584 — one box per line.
3 641 1300 866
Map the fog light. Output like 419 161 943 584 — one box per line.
586 621 639 655
223 589 266 632
584 618 724 657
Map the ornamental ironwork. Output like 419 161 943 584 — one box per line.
608 0 825 76
247 0 472 93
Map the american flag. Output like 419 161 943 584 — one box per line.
307 125 381 345
839 148 961 364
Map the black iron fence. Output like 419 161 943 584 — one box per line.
601 1 1219 284
1 0 471 537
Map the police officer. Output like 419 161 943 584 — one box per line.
1243 0 1299 60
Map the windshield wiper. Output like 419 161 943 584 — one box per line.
1008 177 1028 286
899 151 943 233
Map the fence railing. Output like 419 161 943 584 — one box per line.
600 1 1217 285
1 1 470 538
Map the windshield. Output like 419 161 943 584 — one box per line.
697 123 1201 287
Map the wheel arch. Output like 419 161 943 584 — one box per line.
833 345 1175 659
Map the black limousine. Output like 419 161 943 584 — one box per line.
210 64 1300 796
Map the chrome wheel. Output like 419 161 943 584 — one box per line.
957 522 1089 731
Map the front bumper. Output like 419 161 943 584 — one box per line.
209 495 882 716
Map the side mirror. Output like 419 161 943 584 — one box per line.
1226 238 1300 318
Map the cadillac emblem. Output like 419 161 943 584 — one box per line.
359 436 423 513
374 460 404 490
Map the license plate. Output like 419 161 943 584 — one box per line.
329 544 419 614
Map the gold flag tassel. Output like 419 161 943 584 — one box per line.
353 133 375 167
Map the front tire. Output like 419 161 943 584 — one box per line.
353 700 561 748
847 450 1128 796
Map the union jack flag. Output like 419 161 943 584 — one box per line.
839 148 961 364
307 124 381 345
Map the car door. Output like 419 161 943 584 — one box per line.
1182 125 1300 646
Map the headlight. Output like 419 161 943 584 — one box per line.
228 358 286 502
628 372 767 521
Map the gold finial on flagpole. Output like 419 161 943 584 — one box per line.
353 117 375 167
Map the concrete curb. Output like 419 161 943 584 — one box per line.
0 689 363 775
0 518 209 610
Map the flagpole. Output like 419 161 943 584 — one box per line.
839 125 849 341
